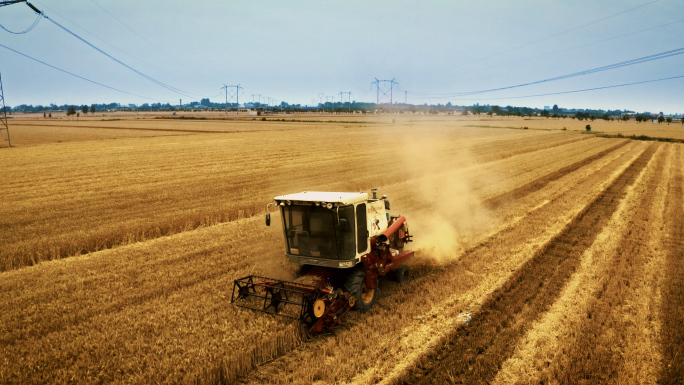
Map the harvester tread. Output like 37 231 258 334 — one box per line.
344 267 378 312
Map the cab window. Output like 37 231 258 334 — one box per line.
356 204 368 253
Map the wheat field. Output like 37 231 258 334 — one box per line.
1 113 683 384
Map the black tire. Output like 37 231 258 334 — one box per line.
343 267 378 313
393 264 410 286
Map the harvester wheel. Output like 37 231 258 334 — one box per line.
394 264 410 286
344 268 377 313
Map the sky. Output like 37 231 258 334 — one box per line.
0 0 682 113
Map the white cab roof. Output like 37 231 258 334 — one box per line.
274 191 368 205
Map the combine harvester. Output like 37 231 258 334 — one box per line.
232 189 413 334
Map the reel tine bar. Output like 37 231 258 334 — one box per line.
231 275 322 320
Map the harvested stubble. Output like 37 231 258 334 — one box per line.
492 144 670 384
660 145 684 385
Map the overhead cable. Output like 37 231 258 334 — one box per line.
87 0 218 87
411 75 684 102
455 18 684 77
413 47 684 97
40 14 200 99
440 0 665 71
0 10 40 33
0 42 170 102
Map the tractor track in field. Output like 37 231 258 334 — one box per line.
484 141 628 209
399 143 657 385
660 145 684 384
543 144 666 383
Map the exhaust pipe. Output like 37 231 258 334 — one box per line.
371 188 378 199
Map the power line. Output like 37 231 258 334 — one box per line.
86 0 217 87
30 0 204 94
0 43 169 102
5 1 211 100
438 0 665 72
0 10 40 33
40 13 199 99
413 47 684 98
457 18 684 77
410 75 684 102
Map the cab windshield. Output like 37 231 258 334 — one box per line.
282 204 355 260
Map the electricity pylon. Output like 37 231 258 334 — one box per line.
221 84 242 115
0 73 11 147
371 78 398 105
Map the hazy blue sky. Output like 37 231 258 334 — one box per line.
0 0 682 113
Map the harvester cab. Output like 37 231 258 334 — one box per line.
232 189 414 333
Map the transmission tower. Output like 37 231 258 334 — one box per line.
0 73 11 148
371 78 398 105
221 84 242 115
340 91 353 111
325 96 335 111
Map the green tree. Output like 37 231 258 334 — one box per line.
82 105 88 114
666 117 673 124
681 117 684 125
586 124 591 131
66 106 76 116
622 114 630 122
658 115 665 124
90 104 96 114
552 104 559 113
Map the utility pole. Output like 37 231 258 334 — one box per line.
221 84 242 115
0 72 11 147
405 90 407 105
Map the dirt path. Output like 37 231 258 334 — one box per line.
398 144 657 385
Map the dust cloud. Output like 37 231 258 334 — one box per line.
400 129 497 263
